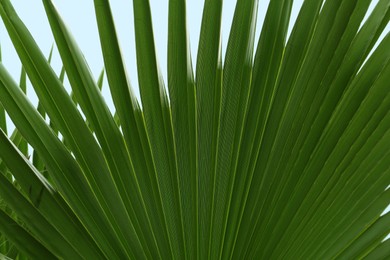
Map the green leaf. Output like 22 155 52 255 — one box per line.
248 0 383 258
42 1 162 258
0 171 81 259
0 1 146 257
363 237 390 259
209 1 259 259
133 0 185 258
225 0 293 258
0 62 128 259
0 41 6 135
0 210 55 259
0 0 389 258
93 1 171 257
0 103 5 136
0 252 13 260
17 67 28 156
168 0 197 258
195 0 223 258
33 48 55 173
292 51 390 259
0 129 104 259
272 32 390 259
319 193 390 259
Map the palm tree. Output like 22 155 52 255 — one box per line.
0 0 389 258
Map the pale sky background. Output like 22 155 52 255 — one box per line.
0 0 389 236
0 0 387 108
0 0 304 105
0 0 306 129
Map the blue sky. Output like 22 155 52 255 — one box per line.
0 0 388 136
0 0 306 105
1 0 387 104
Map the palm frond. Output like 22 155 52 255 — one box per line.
0 0 389 259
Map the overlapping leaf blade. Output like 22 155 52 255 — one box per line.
209 1 259 259
42 1 161 258
0 0 388 258
195 0 223 258
364 237 390 259
0 129 105 259
133 0 185 258
249 0 380 258
0 1 141 257
168 0 197 258
0 63 124 259
0 43 6 135
0 170 80 259
225 0 293 258
93 0 171 258
0 210 55 259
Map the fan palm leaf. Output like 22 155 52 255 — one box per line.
0 0 389 259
